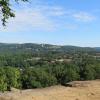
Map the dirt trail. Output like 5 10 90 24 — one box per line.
0 80 100 100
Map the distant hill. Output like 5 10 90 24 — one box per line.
0 43 98 54
94 47 100 52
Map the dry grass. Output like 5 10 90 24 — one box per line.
0 80 100 100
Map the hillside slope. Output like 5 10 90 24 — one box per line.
0 80 100 100
0 43 96 54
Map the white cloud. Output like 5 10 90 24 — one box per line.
72 12 95 22
0 5 71 33
0 3 97 33
35 6 68 16
0 8 56 32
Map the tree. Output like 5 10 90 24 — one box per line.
63 67 79 83
5 67 21 90
51 63 80 84
94 64 100 79
81 64 96 80
61 64 80 84
51 64 65 84
21 68 57 89
0 0 28 26
0 67 7 92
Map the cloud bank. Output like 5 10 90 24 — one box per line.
0 1 96 33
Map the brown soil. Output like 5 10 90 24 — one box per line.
0 80 100 100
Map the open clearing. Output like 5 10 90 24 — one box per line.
0 80 100 100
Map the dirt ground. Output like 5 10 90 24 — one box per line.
0 80 100 100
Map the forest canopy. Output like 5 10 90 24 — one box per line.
0 43 100 91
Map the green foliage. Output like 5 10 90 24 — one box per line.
0 0 28 26
94 64 100 79
0 67 21 91
0 68 7 91
62 65 80 83
22 68 57 89
82 65 96 80
5 67 21 90
51 64 80 84
0 43 100 91
51 64 65 84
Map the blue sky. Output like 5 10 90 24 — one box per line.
0 0 100 47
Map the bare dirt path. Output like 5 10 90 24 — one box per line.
0 80 100 100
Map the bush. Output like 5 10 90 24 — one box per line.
21 68 57 89
0 68 7 91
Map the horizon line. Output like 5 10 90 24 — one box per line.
0 42 99 48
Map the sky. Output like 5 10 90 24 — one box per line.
0 0 100 47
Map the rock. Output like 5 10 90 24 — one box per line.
64 81 90 87
10 88 20 93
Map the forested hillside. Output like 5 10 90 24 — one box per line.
0 43 96 54
0 43 100 92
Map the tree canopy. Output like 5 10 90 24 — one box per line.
0 43 100 92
